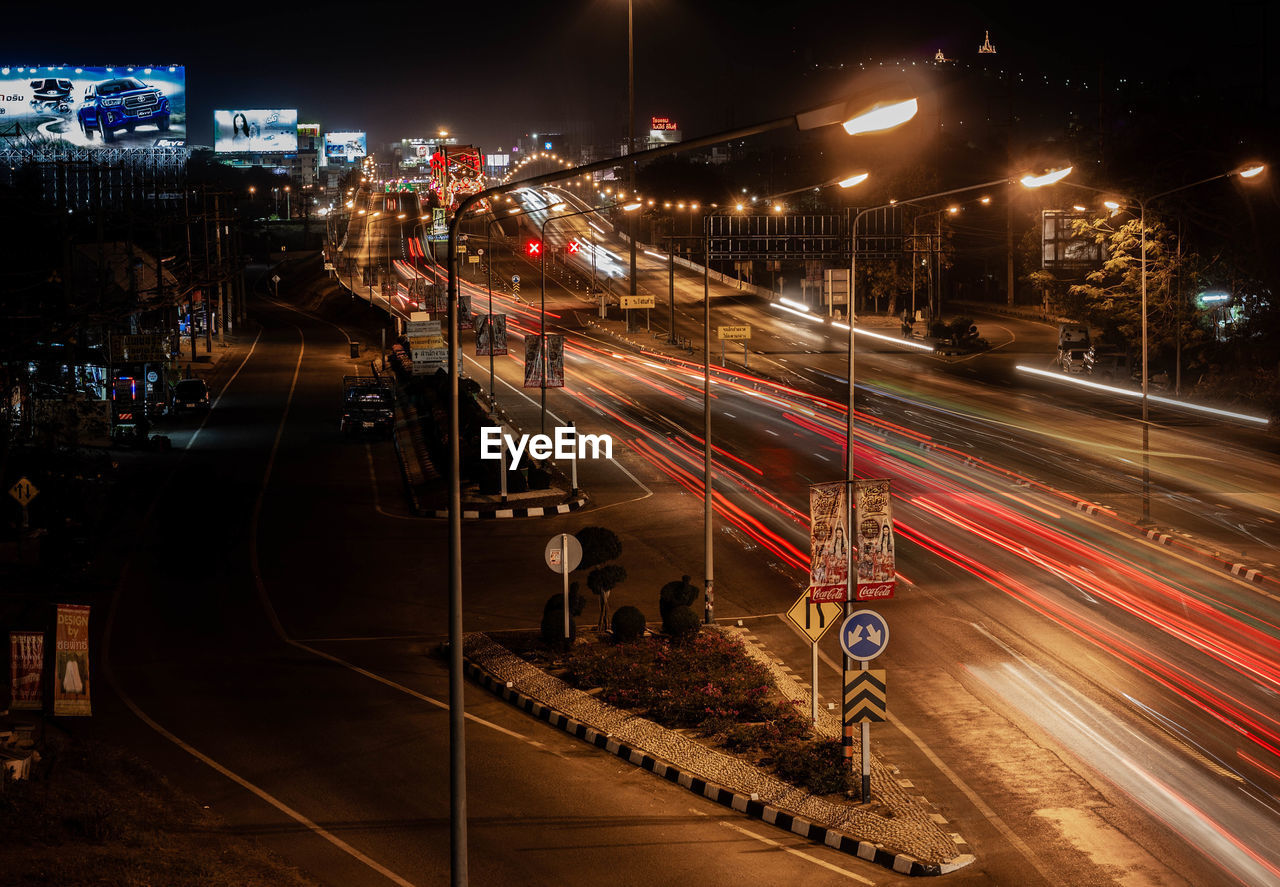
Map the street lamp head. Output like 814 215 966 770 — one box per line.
1020 166 1073 188
622 202 643 211
841 98 919 135
1238 163 1266 178
838 172 870 188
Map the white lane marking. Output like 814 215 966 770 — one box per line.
187 326 264 450
105 328 419 887
690 809 875 883
111 688 418 887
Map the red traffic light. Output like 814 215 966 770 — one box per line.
526 240 542 257
566 241 580 254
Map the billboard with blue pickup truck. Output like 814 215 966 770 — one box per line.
0 64 186 148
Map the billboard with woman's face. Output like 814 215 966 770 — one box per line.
213 109 298 153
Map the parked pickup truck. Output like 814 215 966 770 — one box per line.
340 376 394 436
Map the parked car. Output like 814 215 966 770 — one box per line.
1084 347 1131 383
1060 347 1089 374
77 76 171 143
171 379 210 415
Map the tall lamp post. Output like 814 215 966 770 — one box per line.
444 85 922 887
1058 163 1265 523
842 167 1070 797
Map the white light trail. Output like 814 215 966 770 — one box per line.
1016 365 1269 425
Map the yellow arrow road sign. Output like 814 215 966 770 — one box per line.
784 589 844 643
8 477 39 507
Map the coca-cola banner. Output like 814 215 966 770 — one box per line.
53 604 92 717
9 631 43 711
808 481 849 603
854 479 895 601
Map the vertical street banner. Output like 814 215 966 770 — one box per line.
854 479 895 600
476 315 508 356
808 481 850 602
53 604 92 716
458 293 475 330
9 631 44 711
544 334 565 388
523 336 543 388
523 334 565 388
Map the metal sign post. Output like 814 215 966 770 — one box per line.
544 534 583 641
839 609 889 802
784 589 842 724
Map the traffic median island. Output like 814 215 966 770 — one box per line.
461 628 974 876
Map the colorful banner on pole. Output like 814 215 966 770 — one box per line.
476 314 508 356
854 479 895 600
523 334 565 389
53 604 92 716
9 631 43 711
808 481 850 603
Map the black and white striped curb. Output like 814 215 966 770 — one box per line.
463 658 970 876
427 494 589 520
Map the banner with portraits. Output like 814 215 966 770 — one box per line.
476 314 508 356
854 479 895 600
523 334 565 389
808 481 850 603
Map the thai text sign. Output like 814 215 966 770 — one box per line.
717 325 751 340
9 631 44 711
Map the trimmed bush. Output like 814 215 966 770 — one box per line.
610 605 646 642
663 604 701 643
769 739 857 796
659 574 698 621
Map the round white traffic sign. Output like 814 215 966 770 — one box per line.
545 534 582 574
838 609 889 662
512 274 520 285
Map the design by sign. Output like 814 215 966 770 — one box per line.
0 65 186 149
213 108 299 153
53 604 92 716
854 479 895 600
808 481 849 603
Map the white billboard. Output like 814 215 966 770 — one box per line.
324 131 367 161
213 109 298 153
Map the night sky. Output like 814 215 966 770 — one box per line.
3 1 1275 153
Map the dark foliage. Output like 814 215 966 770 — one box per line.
610 605 646 642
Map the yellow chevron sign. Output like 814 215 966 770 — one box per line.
844 669 886 722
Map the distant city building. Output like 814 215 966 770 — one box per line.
979 31 997 54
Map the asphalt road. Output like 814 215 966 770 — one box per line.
89 198 1280 886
